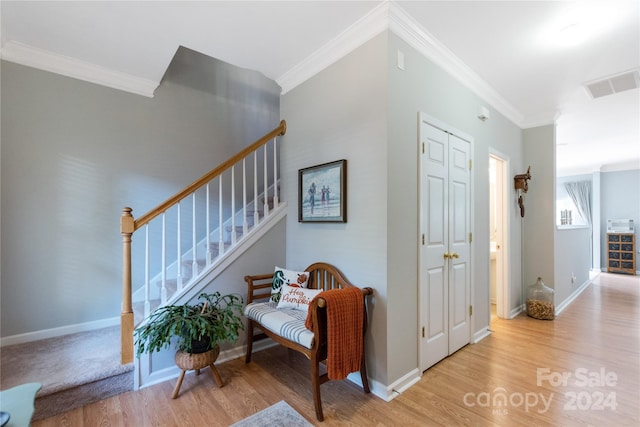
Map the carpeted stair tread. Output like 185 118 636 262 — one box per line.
1 325 133 420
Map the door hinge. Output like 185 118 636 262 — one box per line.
469 232 473 243
422 234 425 245
469 159 472 171
422 326 425 338
469 305 473 316
422 142 425 154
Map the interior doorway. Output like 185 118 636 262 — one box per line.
489 153 509 320
419 114 473 372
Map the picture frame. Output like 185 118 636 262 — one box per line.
298 159 347 223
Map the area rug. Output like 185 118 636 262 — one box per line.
230 400 313 427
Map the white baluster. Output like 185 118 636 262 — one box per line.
231 165 236 244
218 176 224 256
161 213 167 304
273 137 279 206
243 158 248 237
192 194 197 280
176 202 182 291
253 150 259 226
206 183 211 266
263 145 269 216
144 225 150 317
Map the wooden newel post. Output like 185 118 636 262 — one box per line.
121 207 135 364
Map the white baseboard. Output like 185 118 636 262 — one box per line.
556 278 592 316
135 338 279 389
508 305 524 319
377 368 421 402
0 316 119 347
136 337 419 406
473 327 491 343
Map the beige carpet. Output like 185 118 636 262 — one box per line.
1 325 133 420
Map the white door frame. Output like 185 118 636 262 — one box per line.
418 113 474 372
489 150 510 319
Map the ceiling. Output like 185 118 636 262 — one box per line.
2 1 638 176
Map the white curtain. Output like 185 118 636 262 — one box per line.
564 180 592 225
565 180 593 270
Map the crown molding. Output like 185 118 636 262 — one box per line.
386 2 524 127
1 41 158 98
519 110 557 129
2 2 529 126
278 1 526 128
277 2 390 95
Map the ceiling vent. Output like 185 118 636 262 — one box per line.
584 69 640 99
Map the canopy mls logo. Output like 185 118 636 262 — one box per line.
462 367 618 416
463 388 553 415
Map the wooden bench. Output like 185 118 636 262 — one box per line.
244 262 373 421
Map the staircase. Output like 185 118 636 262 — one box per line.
0 121 287 422
132 198 278 325
122 120 287 388
0 326 133 421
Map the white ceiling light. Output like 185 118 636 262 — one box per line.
556 23 583 46
541 1 618 48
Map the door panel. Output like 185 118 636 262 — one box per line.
422 267 448 369
420 119 471 372
420 123 449 371
448 134 471 355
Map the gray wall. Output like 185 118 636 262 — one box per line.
386 33 525 380
600 169 640 271
281 33 390 383
143 217 286 378
523 126 556 295
554 227 591 305
1 58 280 337
282 30 526 388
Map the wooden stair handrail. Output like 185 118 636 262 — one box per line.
132 120 286 231
120 120 286 364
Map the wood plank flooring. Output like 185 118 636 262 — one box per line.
33 272 639 426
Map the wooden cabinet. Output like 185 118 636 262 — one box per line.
606 233 636 274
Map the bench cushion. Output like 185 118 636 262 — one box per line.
244 301 315 349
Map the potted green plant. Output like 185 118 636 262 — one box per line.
134 291 244 356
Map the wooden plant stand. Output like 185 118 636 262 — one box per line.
171 346 223 398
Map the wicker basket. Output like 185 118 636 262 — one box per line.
174 345 220 371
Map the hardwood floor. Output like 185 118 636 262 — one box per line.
33 273 639 426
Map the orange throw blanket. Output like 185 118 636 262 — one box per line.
305 287 364 380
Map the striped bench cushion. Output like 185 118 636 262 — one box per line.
244 301 314 349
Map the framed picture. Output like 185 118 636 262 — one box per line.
298 159 347 223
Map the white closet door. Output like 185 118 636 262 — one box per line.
420 122 449 370
447 133 471 355
420 119 471 372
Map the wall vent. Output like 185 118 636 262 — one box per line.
584 69 640 99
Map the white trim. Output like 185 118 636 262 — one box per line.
387 3 523 127
277 2 389 94
379 368 421 402
277 2 526 128
473 327 491 343
0 316 119 347
509 305 524 319
2 5 529 128
555 278 592 316
489 150 512 322
418 113 475 371
136 339 278 390
0 41 158 98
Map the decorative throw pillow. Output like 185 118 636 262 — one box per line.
277 285 322 312
270 266 310 303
